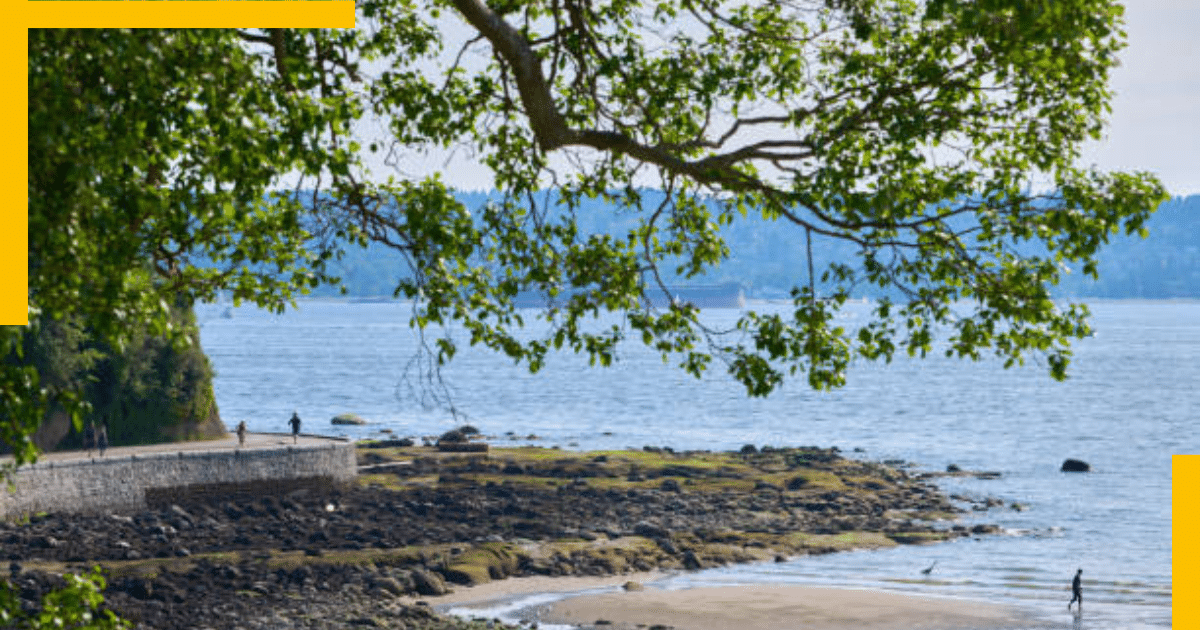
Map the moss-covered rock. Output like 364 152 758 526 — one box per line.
332 413 368 425
442 543 526 585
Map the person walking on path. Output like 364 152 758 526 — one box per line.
1068 568 1083 611
84 421 96 458
288 411 301 444
96 422 108 457
236 421 247 448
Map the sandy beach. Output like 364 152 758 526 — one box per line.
537 584 1029 630
423 575 1030 630
410 571 670 608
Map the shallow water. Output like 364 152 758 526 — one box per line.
199 299 1186 629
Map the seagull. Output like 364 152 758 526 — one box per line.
921 561 937 575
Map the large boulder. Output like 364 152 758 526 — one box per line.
1061 458 1091 473
436 428 488 452
331 413 368 425
409 569 449 596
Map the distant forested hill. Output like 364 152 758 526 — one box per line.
1053 195 1200 298
312 193 1199 300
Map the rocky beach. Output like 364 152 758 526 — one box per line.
1 440 1003 629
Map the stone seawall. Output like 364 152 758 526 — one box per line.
0 440 356 519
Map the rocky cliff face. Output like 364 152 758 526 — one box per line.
86 303 228 446
16 302 227 454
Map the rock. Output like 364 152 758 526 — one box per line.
622 581 644 591
633 521 669 539
1061 458 1091 472
439 429 467 444
128 578 154 600
361 438 415 448
437 442 489 453
332 413 368 425
409 569 448 597
681 550 704 570
946 464 961 473
371 576 406 596
786 476 809 490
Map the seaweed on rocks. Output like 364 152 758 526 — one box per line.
0 444 999 630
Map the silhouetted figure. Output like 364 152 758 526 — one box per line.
921 560 937 575
236 421 247 447
289 411 301 444
84 422 96 458
1068 568 1082 611
96 423 108 457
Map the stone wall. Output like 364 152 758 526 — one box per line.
0 440 356 519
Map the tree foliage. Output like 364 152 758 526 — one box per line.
360 0 1166 393
16 28 358 466
14 1 1166 464
0 567 128 630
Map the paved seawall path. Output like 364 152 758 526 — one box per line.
1 432 357 519
21 432 348 465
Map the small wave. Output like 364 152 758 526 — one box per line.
999 526 1064 538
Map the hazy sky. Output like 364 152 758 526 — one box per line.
1080 0 1200 196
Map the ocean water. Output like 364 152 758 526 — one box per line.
198 299 1188 629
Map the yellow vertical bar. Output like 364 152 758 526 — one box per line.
1 25 27 324
9 2 355 325
1174 455 1194 627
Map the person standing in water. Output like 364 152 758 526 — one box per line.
288 411 301 444
1068 568 1083 611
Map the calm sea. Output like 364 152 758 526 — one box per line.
198 299 1188 629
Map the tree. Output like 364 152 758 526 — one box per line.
15 28 358 468
12 1 1165 466
0 567 128 630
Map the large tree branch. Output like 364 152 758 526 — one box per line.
449 0 797 193
449 0 574 150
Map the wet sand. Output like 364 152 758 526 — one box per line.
424 576 1030 630
541 584 1028 630
408 571 669 608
